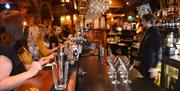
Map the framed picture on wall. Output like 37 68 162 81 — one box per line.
100 16 105 28
94 18 99 29
136 3 152 18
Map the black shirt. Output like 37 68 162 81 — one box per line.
138 26 162 77
49 35 59 49
0 43 26 76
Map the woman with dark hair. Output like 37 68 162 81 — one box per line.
0 10 48 90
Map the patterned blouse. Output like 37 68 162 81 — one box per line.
28 43 40 61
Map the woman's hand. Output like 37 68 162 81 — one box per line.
28 62 42 77
39 57 49 66
58 44 64 48
46 53 55 60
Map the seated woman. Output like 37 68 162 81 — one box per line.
0 10 49 91
26 25 55 61
27 25 40 61
37 24 58 57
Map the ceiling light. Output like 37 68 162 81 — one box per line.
108 13 112 16
136 15 139 18
111 18 114 22
66 0 70 2
109 0 112 5
121 14 125 17
61 17 65 21
23 21 27 26
66 15 70 20
73 15 77 20
126 2 129 5
5 3 10 9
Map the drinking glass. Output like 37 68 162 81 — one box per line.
118 65 126 79
51 61 69 90
117 56 132 84
106 56 115 78
64 61 69 84
51 62 61 90
52 47 70 90
106 56 120 84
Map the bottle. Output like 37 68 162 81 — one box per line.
166 32 175 55
99 43 104 60
107 46 111 56
169 77 176 90
167 32 174 47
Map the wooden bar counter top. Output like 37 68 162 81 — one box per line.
14 54 163 91
76 55 163 91
14 66 77 91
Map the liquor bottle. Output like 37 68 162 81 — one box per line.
107 46 111 56
98 42 104 60
169 77 176 91
166 32 175 55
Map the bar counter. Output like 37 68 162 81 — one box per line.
14 54 163 91
77 55 163 91
161 55 180 90
14 66 77 91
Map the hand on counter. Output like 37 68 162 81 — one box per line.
27 62 42 77
148 68 159 78
45 53 55 60
39 52 56 66
39 57 49 66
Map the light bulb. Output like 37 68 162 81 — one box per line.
5 3 10 9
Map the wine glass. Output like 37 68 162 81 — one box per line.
118 65 126 79
106 56 115 78
106 56 120 84
117 56 132 84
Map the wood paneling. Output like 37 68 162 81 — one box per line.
110 0 124 8
85 29 107 48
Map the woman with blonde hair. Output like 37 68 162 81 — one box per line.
26 25 56 60
27 25 41 61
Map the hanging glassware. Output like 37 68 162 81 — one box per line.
85 0 110 19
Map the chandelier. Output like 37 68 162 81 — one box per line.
85 0 110 19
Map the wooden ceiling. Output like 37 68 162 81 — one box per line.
107 0 149 14
0 0 159 16
78 0 150 14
